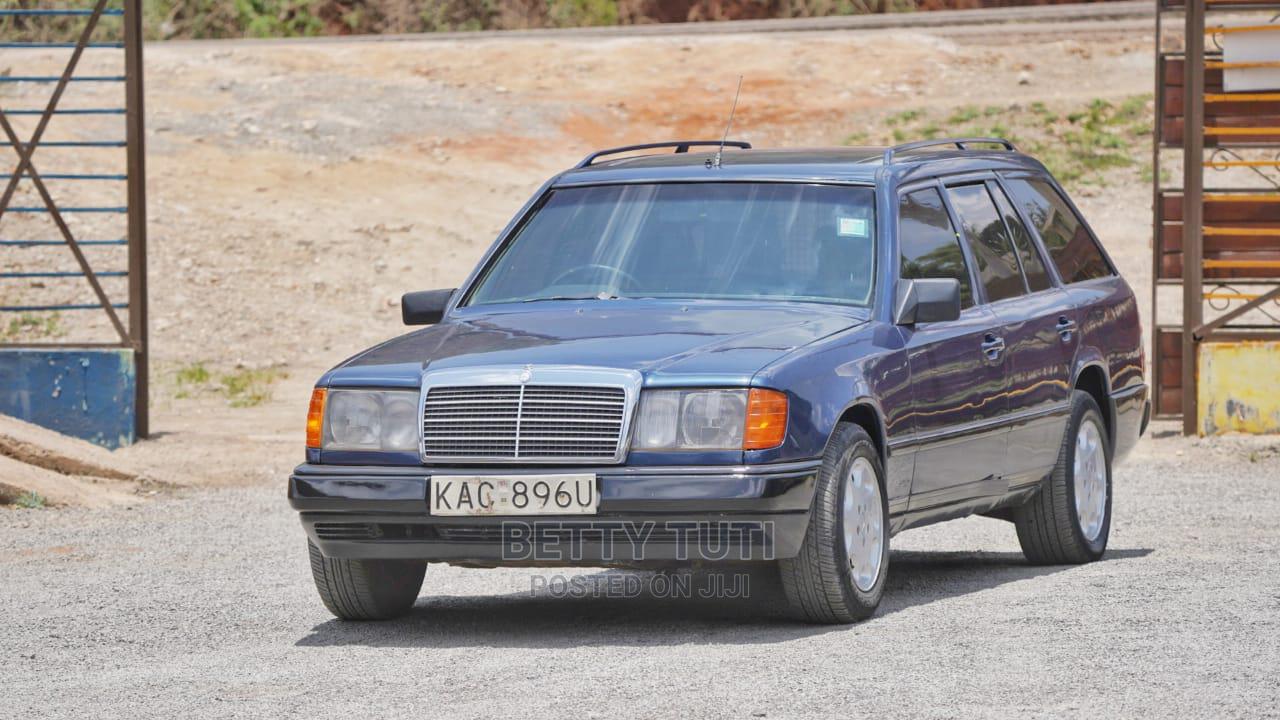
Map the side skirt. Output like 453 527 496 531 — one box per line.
889 482 1043 535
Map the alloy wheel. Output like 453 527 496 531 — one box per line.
1073 418 1107 542
843 456 884 592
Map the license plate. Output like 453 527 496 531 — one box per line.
429 474 597 516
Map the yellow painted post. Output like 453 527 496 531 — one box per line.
1197 341 1280 435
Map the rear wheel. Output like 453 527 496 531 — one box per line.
779 423 888 624
1013 390 1112 565
307 541 427 620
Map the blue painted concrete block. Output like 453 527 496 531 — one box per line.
0 348 136 449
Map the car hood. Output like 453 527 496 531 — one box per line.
324 300 868 388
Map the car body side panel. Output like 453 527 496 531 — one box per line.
1071 278 1146 397
989 288 1076 488
996 166 1147 465
751 322 913 512
897 305 1011 513
1063 275 1147 462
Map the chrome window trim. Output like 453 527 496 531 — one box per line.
417 365 643 465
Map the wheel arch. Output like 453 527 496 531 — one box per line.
835 398 888 470
1072 361 1113 445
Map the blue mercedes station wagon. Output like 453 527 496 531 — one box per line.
291 138 1149 623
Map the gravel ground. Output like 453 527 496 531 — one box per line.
3 12 1277 719
3 424 1279 719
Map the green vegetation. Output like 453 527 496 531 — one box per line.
15 491 47 509
171 361 285 407
2 312 64 342
849 94 1154 188
947 105 981 124
219 367 286 408
173 362 211 399
175 362 211 387
166 0 325 39
0 0 943 40
548 0 619 28
885 109 923 127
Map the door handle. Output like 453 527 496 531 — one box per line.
981 334 1006 361
1056 316 1077 341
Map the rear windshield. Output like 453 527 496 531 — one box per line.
465 182 877 307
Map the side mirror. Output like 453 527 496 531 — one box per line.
402 288 456 325
894 278 961 325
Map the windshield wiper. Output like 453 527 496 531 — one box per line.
522 293 625 303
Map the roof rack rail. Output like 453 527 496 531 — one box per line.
883 137 1017 165
576 140 752 169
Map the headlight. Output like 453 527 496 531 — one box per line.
321 389 419 452
633 388 787 451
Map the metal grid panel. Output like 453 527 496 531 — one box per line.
0 0 148 436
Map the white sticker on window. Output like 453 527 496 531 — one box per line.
838 217 869 238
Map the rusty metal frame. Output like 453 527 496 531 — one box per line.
123 0 148 437
1193 285 1280 338
1181 0 1207 434
1155 0 1280 432
0 0 148 437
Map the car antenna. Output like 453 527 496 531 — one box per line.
710 75 743 169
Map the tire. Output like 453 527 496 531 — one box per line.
779 422 889 624
307 540 427 620
1013 390 1112 565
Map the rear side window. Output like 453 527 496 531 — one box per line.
1005 178 1113 284
898 187 973 308
991 182 1052 292
945 184 1025 303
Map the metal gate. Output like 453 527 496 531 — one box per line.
0 0 147 441
1152 0 1280 434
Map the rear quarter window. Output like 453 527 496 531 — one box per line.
990 182 1052 292
1005 178 1113 284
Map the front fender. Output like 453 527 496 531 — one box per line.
747 323 911 503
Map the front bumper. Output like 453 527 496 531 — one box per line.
289 460 820 566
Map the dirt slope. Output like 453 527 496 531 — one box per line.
0 414 159 506
0 21 1155 501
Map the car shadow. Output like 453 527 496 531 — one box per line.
294 547 1153 649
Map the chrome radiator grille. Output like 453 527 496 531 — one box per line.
421 384 628 461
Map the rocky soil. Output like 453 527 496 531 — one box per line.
1 22 1159 497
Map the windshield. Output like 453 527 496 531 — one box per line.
465 182 876 307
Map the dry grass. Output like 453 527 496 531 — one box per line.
846 94 1155 188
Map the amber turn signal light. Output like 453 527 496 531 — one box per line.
306 388 327 449
743 388 788 450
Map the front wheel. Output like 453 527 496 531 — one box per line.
1013 390 1112 565
779 422 889 624
308 541 427 620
